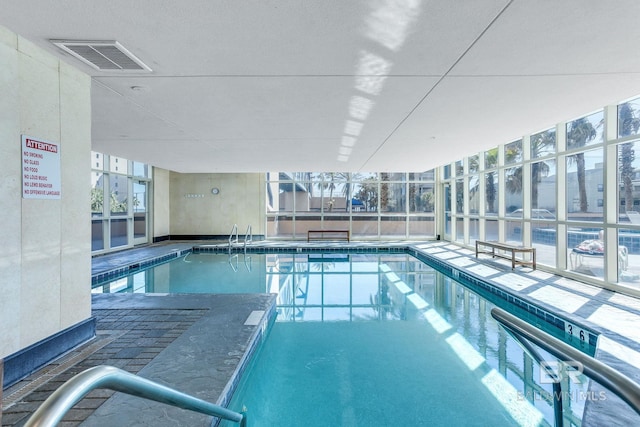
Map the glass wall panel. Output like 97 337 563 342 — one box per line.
444 183 451 237
408 183 434 213
531 129 556 158
91 171 104 217
322 216 350 232
618 97 640 138
566 148 604 222
381 172 405 181
408 217 434 237
469 155 479 173
109 174 129 216
133 161 149 178
409 170 435 181
110 218 128 248
617 140 640 222
455 160 463 177
109 156 129 174
92 220 104 251
316 172 349 213
267 215 293 238
352 174 378 213
352 216 378 236
469 218 479 246
455 218 464 243
532 225 557 268
485 148 498 169
468 175 480 214
295 216 323 238
618 229 640 285
505 220 523 245
267 171 434 240
532 159 556 214
505 140 522 165
133 181 147 239
92 151 104 170
380 183 405 213
380 217 406 237
455 179 464 214
485 219 499 241
566 111 604 150
485 171 498 216
92 152 150 253
568 229 604 280
504 167 523 215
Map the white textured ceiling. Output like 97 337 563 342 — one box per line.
3 0 640 173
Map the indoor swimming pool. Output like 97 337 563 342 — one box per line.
93 252 593 426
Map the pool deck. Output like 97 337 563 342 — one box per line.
3 239 640 426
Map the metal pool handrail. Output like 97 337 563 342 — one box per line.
24 365 246 427
229 224 238 253
244 224 253 253
491 307 640 418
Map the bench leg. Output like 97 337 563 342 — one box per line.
532 250 536 270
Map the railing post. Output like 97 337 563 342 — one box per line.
552 381 564 427
24 366 246 427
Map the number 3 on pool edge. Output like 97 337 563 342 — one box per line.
566 323 587 342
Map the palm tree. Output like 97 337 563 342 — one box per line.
354 179 378 211
315 172 350 212
566 117 599 212
485 148 498 213
618 102 640 213
503 141 523 213
530 130 555 209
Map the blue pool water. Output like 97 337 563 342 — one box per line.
94 252 590 426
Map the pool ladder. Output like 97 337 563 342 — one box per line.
228 224 253 254
491 308 640 427
22 365 246 427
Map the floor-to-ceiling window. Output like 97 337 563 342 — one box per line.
91 152 151 254
266 171 435 240
441 94 640 295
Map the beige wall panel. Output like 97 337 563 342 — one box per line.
153 167 171 238
0 26 92 357
59 61 91 327
19 43 63 346
0 32 21 356
170 173 265 236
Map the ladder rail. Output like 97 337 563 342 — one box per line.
228 224 238 253
244 225 253 253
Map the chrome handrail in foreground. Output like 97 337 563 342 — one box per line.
490 307 640 418
24 365 246 427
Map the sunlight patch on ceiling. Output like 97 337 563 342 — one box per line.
337 1 423 164
364 0 422 51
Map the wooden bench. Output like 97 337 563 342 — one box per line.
307 229 350 242
475 240 536 270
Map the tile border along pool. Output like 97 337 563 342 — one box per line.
90 240 640 426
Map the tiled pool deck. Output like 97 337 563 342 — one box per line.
3 239 640 426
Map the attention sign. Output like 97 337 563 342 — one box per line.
21 135 61 199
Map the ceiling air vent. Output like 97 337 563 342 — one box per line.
50 40 152 72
